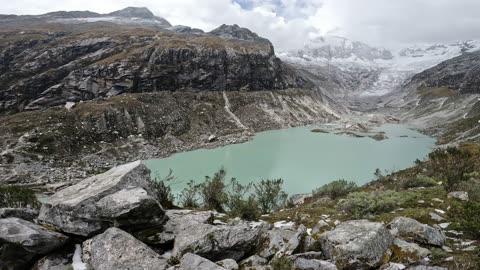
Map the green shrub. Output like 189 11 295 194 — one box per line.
253 179 288 214
225 179 259 220
0 185 40 208
428 147 475 192
150 169 175 209
178 180 200 208
401 174 438 189
313 179 357 199
269 256 294 270
197 168 228 212
231 196 260 221
458 178 480 202
449 201 480 239
336 191 413 218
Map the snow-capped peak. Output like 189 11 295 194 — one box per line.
287 35 393 61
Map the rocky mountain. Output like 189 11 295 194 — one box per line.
281 38 480 111
286 35 393 61
2 7 172 28
0 7 340 185
0 11 310 115
392 50 480 142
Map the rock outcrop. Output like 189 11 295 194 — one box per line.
388 217 446 246
38 161 165 236
319 220 394 269
0 218 69 269
82 227 169 270
172 221 266 261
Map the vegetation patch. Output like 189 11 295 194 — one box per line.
0 185 40 208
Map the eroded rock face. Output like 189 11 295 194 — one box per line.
319 220 394 270
38 161 165 236
0 218 68 270
173 221 266 261
82 227 169 270
0 16 309 115
388 217 446 246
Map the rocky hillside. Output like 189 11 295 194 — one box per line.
393 50 480 141
0 9 309 115
0 8 339 186
1 161 477 270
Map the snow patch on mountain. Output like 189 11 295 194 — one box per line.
280 38 480 97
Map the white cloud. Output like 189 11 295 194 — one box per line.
3 0 480 51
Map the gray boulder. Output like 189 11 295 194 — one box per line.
391 238 431 264
276 224 307 257
38 161 165 236
216 258 239 270
146 210 214 245
0 218 68 254
240 255 268 269
388 217 446 246
31 247 74 270
319 220 394 269
447 191 468 201
179 253 226 270
0 218 69 270
82 227 169 270
258 227 296 258
173 222 265 261
292 258 338 270
0 208 38 221
288 251 324 261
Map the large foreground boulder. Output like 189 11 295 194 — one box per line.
38 161 165 236
173 221 266 261
319 220 394 270
82 227 169 270
0 218 69 270
388 217 446 246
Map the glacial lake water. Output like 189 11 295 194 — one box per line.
145 124 435 195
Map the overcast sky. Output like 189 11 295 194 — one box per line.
3 0 480 51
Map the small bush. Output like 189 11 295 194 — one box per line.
178 180 200 208
458 178 480 202
428 147 475 192
313 179 357 199
336 191 413 218
151 169 175 209
253 179 288 214
269 256 293 270
449 201 480 239
197 168 228 212
0 185 40 208
224 179 260 220
401 174 437 189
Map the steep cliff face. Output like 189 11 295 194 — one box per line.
0 12 308 115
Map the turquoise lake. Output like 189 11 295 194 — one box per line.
145 124 436 195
